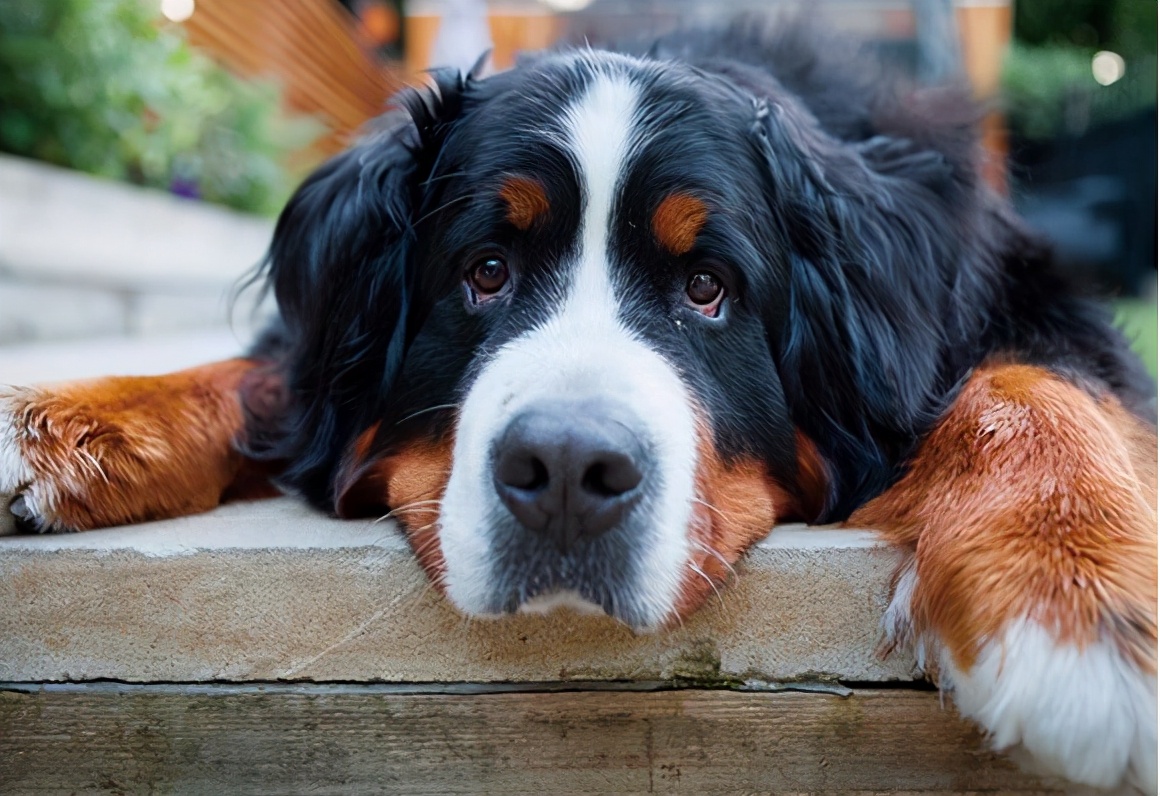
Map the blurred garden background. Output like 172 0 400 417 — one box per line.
0 0 1154 381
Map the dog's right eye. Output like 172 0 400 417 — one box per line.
684 270 726 318
466 255 510 300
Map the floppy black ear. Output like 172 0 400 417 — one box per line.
751 97 985 520
245 68 470 509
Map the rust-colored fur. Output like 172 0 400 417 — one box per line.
651 193 708 256
498 176 550 231
3 360 272 532
852 363 1157 673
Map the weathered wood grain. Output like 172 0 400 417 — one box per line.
0 685 1060 794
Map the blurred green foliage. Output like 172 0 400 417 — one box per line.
0 0 320 215
1014 0 1155 56
1002 0 1157 140
1115 299 1158 381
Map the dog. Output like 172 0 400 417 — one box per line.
0 18 1155 791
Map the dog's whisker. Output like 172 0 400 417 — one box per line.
408 529 442 554
413 194 474 227
688 561 726 611
382 506 441 518
371 500 442 526
395 404 460 426
692 496 729 521
692 540 738 584
388 499 442 511
389 502 442 514
420 170 469 188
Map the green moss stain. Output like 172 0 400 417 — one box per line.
669 640 732 685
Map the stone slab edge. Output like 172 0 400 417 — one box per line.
0 498 918 684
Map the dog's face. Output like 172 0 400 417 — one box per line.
261 48 970 630
422 56 814 630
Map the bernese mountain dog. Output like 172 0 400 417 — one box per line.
0 18 1155 791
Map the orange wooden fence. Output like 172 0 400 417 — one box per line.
183 0 401 157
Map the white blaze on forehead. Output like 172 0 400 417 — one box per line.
439 63 698 629
561 70 641 314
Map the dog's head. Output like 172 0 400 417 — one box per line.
254 42 984 630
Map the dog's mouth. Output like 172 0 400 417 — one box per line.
500 578 614 617
381 411 794 633
469 587 654 632
468 538 664 631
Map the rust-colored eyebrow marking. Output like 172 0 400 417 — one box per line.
498 176 550 230
652 193 708 255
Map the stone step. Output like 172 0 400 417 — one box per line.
0 154 272 344
0 154 271 293
0 498 915 684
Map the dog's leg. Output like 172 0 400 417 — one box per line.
0 359 276 534
852 363 1157 792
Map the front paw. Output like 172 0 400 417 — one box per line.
1 367 252 534
941 619 1156 793
0 386 147 535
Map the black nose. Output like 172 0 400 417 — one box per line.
493 399 648 551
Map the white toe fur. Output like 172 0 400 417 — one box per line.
942 619 1156 793
886 565 1156 792
883 556 922 663
0 393 32 490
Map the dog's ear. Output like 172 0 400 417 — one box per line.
751 98 982 519
246 69 470 508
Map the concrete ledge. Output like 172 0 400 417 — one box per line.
0 498 917 684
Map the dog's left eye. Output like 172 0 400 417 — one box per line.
466 255 510 300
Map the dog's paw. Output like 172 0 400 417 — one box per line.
1 367 256 534
0 384 168 534
888 563 1157 795
941 619 1156 793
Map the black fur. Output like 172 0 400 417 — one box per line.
245 67 474 506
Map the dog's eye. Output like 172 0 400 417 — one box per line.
467 256 510 297
685 271 725 316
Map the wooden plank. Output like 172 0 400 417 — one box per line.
956 1 1013 99
405 14 440 75
0 685 1059 794
488 13 562 71
193 8 382 122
